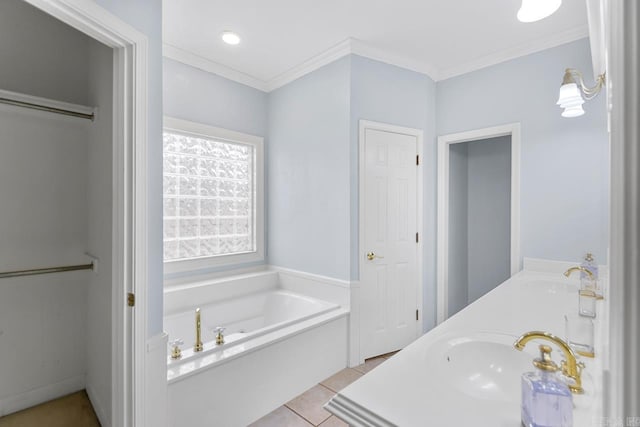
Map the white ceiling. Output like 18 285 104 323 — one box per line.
162 0 588 89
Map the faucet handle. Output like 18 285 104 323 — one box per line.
213 326 226 345
170 338 184 347
169 339 184 360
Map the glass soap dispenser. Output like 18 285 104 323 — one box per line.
580 253 599 290
521 345 573 427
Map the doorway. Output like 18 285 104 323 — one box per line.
0 1 150 425
437 123 521 323
358 120 423 362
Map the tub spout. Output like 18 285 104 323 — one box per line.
194 308 203 352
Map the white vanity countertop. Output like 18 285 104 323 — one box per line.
326 267 606 426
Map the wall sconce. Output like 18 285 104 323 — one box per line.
556 68 606 118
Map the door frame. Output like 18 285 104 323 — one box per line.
23 1 149 426
436 123 521 324
357 120 424 362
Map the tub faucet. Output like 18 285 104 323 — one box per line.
194 308 203 352
514 331 585 394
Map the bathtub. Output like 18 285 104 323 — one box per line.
165 289 340 377
165 269 350 426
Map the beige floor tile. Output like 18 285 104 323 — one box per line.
0 390 100 427
319 415 349 427
380 350 400 359
285 384 335 425
352 356 386 374
320 368 363 393
249 406 313 427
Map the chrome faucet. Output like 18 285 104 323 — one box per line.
514 331 585 394
194 308 203 352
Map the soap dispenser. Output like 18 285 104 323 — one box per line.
521 345 573 427
581 253 598 284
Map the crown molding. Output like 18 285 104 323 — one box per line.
163 43 268 91
265 39 353 91
437 25 590 81
164 27 590 91
350 39 440 81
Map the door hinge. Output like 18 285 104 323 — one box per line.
127 292 135 307
416 155 420 165
416 232 419 243
416 309 419 321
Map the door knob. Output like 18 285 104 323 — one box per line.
366 252 384 261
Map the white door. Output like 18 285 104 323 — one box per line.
360 126 420 360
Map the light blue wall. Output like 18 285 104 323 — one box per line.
437 38 609 267
448 143 469 316
467 136 512 303
162 58 268 279
94 0 164 336
267 57 352 279
160 37 607 335
163 58 267 137
349 55 438 329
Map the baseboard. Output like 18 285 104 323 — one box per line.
0 374 85 417
85 383 109 427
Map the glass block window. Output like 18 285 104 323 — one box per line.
163 130 256 262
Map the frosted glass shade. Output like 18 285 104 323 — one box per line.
561 104 585 118
517 0 562 22
557 83 585 118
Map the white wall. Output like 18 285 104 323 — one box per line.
85 38 113 426
0 2 117 418
0 0 89 105
0 106 90 416
0 1 93 415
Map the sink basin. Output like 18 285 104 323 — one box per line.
431 332 533 403
427 331 595 411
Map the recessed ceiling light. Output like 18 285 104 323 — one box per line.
221 31 241 45
517 0 562 22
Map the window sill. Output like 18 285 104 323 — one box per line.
164 250 264 276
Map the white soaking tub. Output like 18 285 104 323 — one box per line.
164 289 340 374
165 269 349 427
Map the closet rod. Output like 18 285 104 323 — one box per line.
0 262 95 279
0 96 95 121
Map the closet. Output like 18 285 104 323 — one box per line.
0 0 113 424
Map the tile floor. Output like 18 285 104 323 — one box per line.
249 351 398 427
